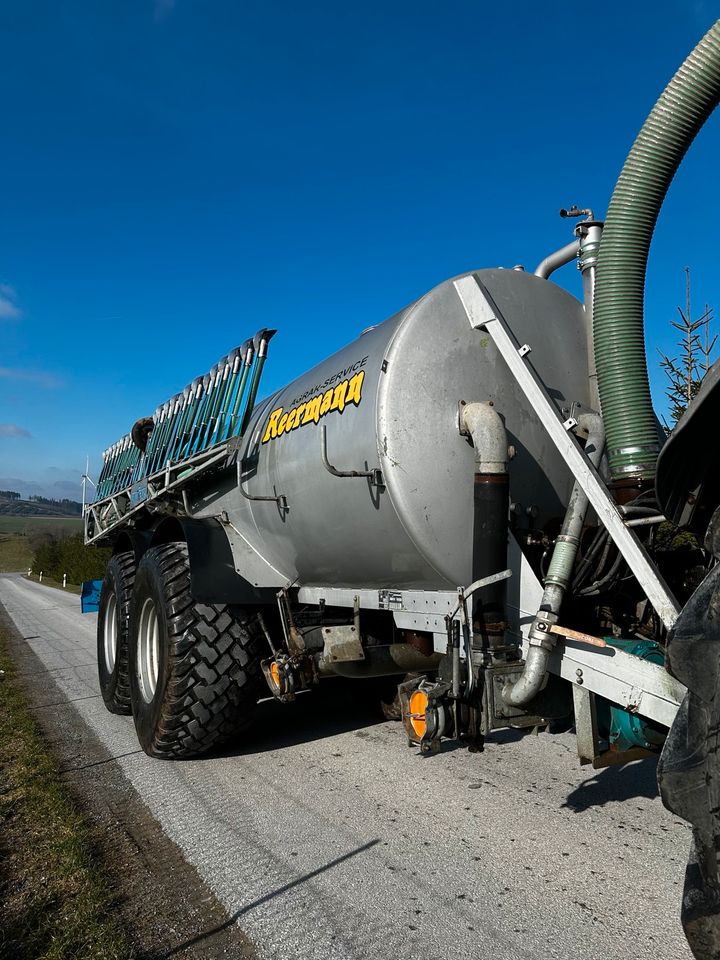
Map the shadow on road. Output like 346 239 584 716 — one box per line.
212 677 391 759
485 727 528 746
562 756 659 811
206 681 538 761
153 838 381 960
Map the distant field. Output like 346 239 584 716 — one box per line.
0 516 82 535
0 534 34 573
0 518 82 574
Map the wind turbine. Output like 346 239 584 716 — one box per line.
81 456 95 515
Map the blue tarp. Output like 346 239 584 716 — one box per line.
80 579 103 613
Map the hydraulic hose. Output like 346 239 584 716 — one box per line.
593 20 720 482
503 414 604 707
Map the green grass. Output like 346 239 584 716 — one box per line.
24 573 82 596
0 517 82 536
0 535 34 574
0 623 136 960
0 517 87 581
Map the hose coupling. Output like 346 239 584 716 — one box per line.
576 220 603 273
544 535 581 589
528 609 558 651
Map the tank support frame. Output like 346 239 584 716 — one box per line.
453 273 680 631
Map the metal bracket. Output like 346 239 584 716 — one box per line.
573 684 600 765
237 460 288 511
84 444 230 545
572 684 656 768
447 569 513 621
482 662 549 733
276 586 305 656
453 273 680 632
320 424 384 487
320 625 365 664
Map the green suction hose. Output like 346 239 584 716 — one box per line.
594 20 720 482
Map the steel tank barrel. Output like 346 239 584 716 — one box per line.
201 268 591 590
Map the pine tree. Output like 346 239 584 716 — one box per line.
658 267 716 428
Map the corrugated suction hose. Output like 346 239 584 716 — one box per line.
593 20 720 482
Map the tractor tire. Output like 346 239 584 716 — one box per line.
658 557 720 958
97 551 136 715
128 542 263 759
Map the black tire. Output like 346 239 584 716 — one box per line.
659 560 720 954
128 542 262 759
97 551 136 715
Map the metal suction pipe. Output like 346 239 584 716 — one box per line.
194 363 222 453
503 413 605 707
149 398 177 473
211 348 241 444
112 437 132 494
174 377 204 460
106 440 122 492
97 448 110 487
575 219 604 410
125 432 141 481
593 20 720 482
163 386 193 465
183 373 212 457
459 402 509 658
106 441 122 494
141 406 162 464
316 644 442 678
97 444 114 496
533 240 579 280
161 394 184 465
217 349 243 441
146 403 170 474
240 329 277 435
199 355 232 450
228 340 254 435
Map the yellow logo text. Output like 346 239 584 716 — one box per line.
262 370 365 443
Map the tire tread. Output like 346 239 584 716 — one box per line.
97 551 135 714
131 542 262 759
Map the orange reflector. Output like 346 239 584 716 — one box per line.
408 689 429 739
270 661 281 690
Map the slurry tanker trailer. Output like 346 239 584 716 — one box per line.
85 22 720 958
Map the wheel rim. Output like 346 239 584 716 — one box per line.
137 597 160 703
103 594 117 673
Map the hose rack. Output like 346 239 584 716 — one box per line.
84 327 276 545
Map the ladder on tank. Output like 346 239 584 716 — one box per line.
84 328 276 545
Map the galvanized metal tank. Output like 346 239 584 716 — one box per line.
197 268 591 591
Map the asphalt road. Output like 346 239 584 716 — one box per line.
0 572 694 960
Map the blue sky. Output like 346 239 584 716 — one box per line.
1 1 718 499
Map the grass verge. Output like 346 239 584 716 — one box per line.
24 573 82 596
0 621 135 960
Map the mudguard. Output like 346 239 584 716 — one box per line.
112 517 274 606
181 517 275 605
656 359 720 536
